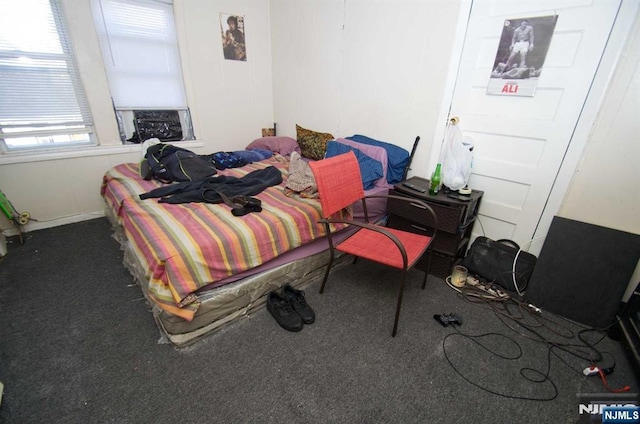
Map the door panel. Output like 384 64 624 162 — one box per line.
449 0 621 247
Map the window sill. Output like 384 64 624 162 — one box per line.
0 140 204 165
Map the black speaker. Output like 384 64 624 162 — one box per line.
525 217 640 328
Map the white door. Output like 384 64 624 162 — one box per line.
446 0 621 253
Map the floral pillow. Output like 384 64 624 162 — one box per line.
296 124 334 160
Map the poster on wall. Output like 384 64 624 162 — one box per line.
487 15 558 97
220 13 247 61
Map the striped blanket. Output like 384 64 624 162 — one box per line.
101 156 348 321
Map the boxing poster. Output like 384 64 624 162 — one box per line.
487 15 558 97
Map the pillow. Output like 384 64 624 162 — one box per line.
335 138 389 188
325 141 383 190
346 135 410 184
246 136 300 156
296 124 334 160
232 149 273 163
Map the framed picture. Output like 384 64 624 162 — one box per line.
487 15 558 97
220 13 246 61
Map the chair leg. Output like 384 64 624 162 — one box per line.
319 248 335 294
392 269 408 337
421 252 433 290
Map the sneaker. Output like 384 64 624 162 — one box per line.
282 284 315 324
266 291 303 332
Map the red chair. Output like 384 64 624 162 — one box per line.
309 152 437 336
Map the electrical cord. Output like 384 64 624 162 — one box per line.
442 324 559 401
448 217 634 395
439 281 633 397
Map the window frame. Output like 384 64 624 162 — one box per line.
0 0 96 154
91 0 194 145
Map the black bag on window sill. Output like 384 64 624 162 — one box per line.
460 236 537 293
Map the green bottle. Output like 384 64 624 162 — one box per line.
429 163 442 195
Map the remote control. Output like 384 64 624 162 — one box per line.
433 313 462 327
434 313 462 327
402 182 426 193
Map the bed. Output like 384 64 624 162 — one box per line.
101 134 409 346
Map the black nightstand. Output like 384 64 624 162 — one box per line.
386 176 483 279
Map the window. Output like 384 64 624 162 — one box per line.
92 0 194 144
0 0 95 152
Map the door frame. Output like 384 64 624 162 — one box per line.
431 0 640 253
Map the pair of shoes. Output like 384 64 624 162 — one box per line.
266 284 315 332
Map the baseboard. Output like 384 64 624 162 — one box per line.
1 211 106 237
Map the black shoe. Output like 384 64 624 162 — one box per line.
282 284 315 324
266 291 303 332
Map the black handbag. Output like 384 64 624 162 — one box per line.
460 236 537 293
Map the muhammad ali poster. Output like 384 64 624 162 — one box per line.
487 15 558 97
220 14 247 61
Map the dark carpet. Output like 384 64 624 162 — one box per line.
0 218 636 423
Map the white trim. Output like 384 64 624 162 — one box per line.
2 210 106 238
0 140 204 165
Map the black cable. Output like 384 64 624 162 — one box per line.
442 324 559 401
439 279 636 398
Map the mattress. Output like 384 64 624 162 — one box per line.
102 154 388 346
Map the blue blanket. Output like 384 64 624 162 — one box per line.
346 135 409 184
325 141 383 190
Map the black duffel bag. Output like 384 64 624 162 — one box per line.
460 236 537 293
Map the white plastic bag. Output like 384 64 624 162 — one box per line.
440 124 473 191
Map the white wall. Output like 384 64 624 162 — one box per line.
558 13 640 300
270 0 461 177
558 15 640 235
175 0 275 151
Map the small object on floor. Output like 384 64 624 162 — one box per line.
267 290 303 332
282 284 315 324
0 188 30 245
583 366 600 377
434 313 462 327
450 265 468 288
0 380 3 406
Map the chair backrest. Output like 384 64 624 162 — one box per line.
309 151 364 218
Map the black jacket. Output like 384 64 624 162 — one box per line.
139 166 283 204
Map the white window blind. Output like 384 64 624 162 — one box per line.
92 0 187 109
0 0 94 152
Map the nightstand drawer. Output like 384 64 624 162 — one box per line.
387 194 461 233
387 214 467 256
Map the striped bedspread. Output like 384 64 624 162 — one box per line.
101 156 348 321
